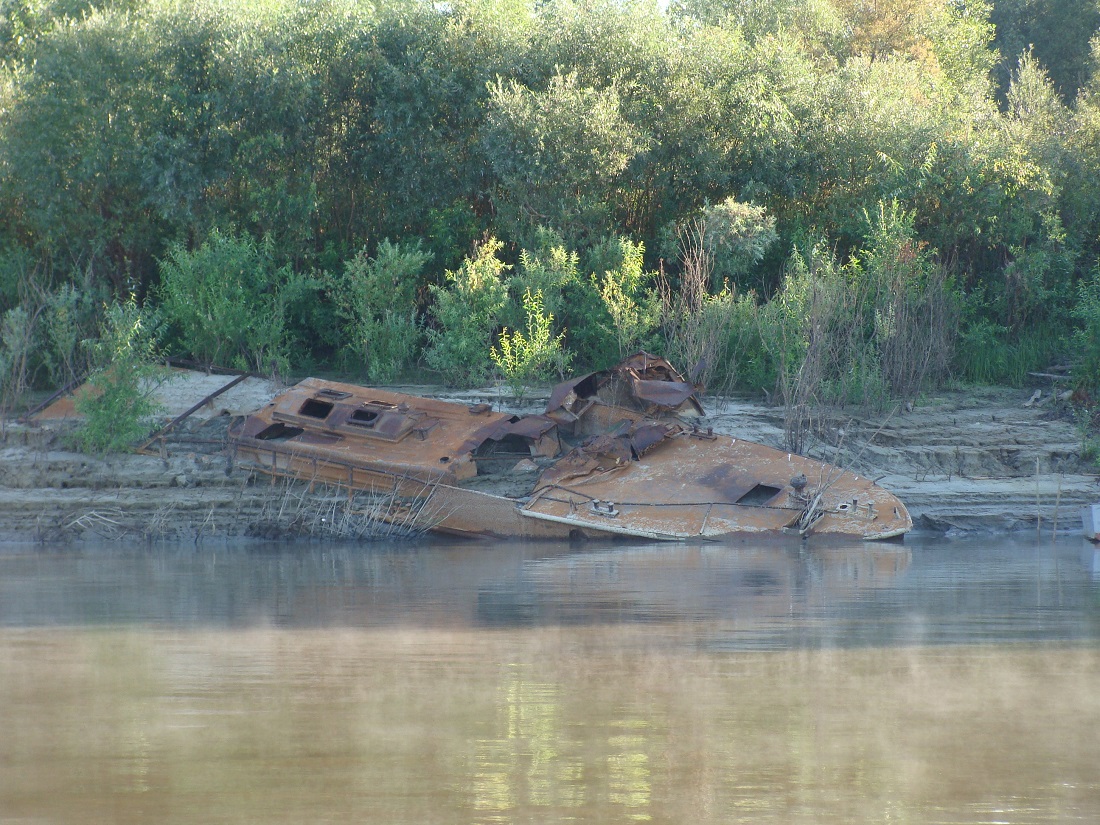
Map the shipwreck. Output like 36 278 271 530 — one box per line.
227 353 913 541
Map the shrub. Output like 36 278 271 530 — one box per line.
0 305 34 409
752 245 854 452
329 239 432 383
41 283 99 388
425 238 509 386
703 200 778 286
507 232 579 327
72 298 166 455
659 219 723 391
1075 267 1100 393
595 238 660 359
158 230 295 374
492 288 568 398
955 315 1009 385
955 314 1063 386
658 213 777 394
858 201 959 400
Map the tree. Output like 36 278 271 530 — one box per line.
991 0 1100 104
483 71 648 248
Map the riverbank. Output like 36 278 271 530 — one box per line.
1 377 1096 542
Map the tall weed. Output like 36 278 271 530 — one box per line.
72 298 166 455
595 238 660 358
492 288 568 398
859 201 958 400
425 238 509 386
658 217 745 393
741 202 960 452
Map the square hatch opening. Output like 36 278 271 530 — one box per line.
736 483 783 506
299 398 334 419
350 409 380 427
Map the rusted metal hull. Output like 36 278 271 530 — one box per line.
520 434 910 541
228 357 912 542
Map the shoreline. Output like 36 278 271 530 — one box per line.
2 379 1097 544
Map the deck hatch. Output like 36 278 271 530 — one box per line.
299 398 334 419
736 483 783 506
350 409 380 427
255 422 305 441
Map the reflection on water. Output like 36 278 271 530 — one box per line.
2 536 1099 823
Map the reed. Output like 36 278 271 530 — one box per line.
250 475 448 540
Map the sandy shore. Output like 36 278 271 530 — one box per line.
1 376 1096 543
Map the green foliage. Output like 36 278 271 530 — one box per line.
719 291 775 393
1077 400 1100 469
483 71 647 247
40 282 98 387
72 297 165 455
955 316 1007 385
699 199 778 288
738 203 959 416
509 230 616 369
0 303 33 404
857 200 959 399
924 0 998 97
595 238 660 358
0 245 36 312
660 198 779 292
426 202 486 272
158 230 295 374
991 0 1100 103
0 0 1097 397
954 315 1059 386
329 239 432 383
0 262 100 402
658 213 764 392
510 238 578 321
1075 267 1100 393
425 238 509 386
491 288 568 398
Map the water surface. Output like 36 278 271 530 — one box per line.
2 536 1099 823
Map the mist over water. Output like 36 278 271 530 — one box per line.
2 536 1099 823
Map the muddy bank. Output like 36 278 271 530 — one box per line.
701 386 1098 535
1 381 1097 543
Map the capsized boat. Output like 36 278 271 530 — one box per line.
227 354 912 541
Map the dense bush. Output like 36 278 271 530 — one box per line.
491 288 568 398
72 298 165 455
425 238 510 386
594 238 661 359
3 0 1100 446
328 239 432 383
158 230 302 375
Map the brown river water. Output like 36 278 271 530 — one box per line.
2 536 1100 824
